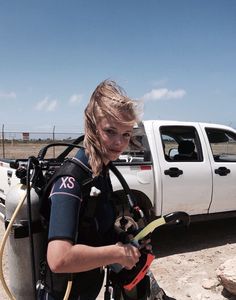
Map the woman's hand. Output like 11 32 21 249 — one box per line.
115 242 141 270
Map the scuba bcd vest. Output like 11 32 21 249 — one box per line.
36 154 114 299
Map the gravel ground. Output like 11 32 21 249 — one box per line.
1 217 236 300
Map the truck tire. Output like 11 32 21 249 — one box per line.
111 190 155 230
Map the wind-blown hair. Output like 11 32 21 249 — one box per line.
84 80 140 176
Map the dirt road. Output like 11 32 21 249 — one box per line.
1 217 236 300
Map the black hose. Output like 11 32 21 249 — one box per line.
109 163 136 208
26 156 38 300
104 267 111 300
56 135 84 162
37 142 83 161
164 211 190 226
109 162 145 223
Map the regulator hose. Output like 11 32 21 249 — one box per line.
0 183 30 300
27 157 38 299
63 280 73 300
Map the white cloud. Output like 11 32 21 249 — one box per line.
35 96 58 112
35 97 48 110
69 94 83 105
0 91 16 99
47 100 57 111
142 88 186 101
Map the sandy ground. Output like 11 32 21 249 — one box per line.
149 218 236 300
1 217 236 300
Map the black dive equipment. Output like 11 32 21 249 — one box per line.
2 135 147 300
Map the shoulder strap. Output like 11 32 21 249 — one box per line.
40 158 93 221
53 157 93 184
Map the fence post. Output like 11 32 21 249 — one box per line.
2 124 5 159
53 125 55 158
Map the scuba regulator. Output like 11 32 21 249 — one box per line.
108 211 190 292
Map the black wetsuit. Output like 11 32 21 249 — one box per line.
48 149 116 299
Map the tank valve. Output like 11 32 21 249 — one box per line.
15 167 27 185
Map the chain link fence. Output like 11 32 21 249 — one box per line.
0 125 83 159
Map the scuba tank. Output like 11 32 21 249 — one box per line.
4 183 46 300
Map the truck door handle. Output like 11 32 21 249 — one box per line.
164 167 183 177
214 167 230 176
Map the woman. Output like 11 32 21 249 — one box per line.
46 80 174 300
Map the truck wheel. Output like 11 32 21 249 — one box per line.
131 190 156 223
111 190 153 229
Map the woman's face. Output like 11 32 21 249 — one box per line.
97 117 133 164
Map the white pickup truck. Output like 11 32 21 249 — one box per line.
110 120 236 222
1 120 236 222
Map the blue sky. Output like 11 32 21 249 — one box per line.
0 0 236 133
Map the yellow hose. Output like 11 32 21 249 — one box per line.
0 184 28 300
63 280 72 300
133 217 166 242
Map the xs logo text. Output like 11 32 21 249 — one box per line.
59 177 75 189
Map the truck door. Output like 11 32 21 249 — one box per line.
155 123 212 216
202 125 236 213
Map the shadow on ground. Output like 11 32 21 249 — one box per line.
151 217 236 258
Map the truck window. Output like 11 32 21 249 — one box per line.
160 126 202 162
117 123 151 163
205 128 236 162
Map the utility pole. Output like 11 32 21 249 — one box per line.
2 124 5 158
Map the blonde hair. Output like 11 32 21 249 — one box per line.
84 80 139 176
